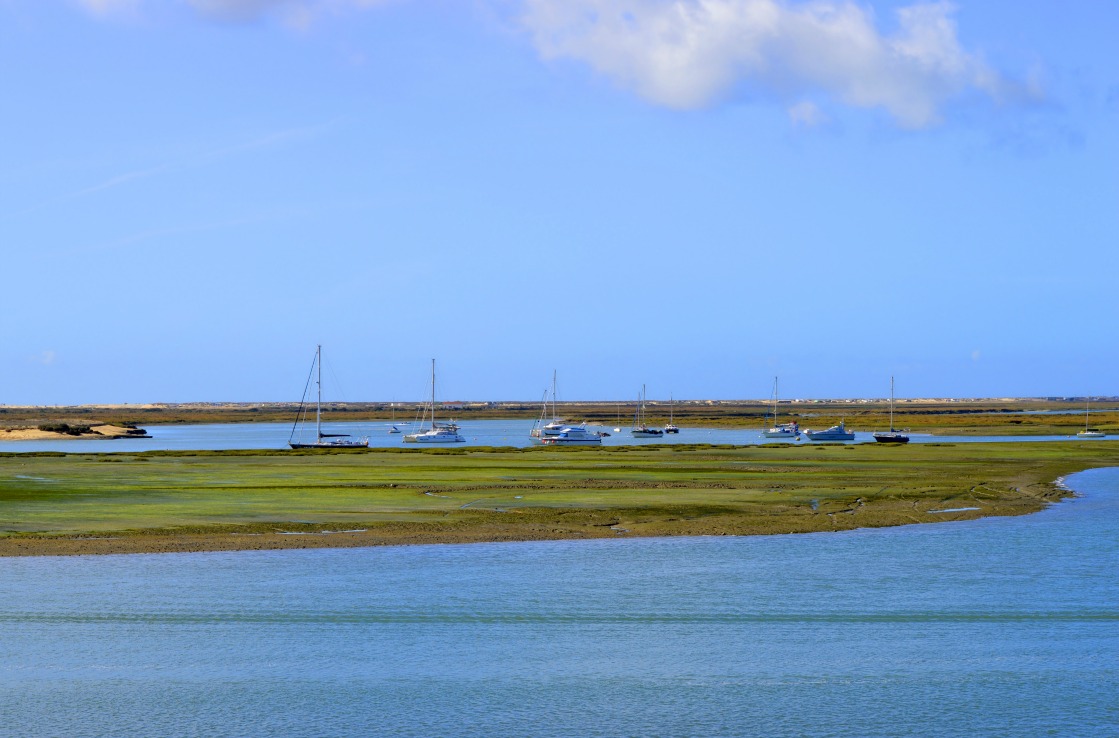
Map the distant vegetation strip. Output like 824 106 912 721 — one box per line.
1 398 1116 436
0 441 1115 556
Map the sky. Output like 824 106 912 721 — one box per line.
1 0 1116 405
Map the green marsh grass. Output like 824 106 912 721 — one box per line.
0 441 1115 553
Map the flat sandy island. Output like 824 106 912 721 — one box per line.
0 424 146 441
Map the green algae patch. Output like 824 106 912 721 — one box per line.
0 441 1115 555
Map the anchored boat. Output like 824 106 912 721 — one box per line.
1077 398 1106 438
404 359 465 444
631 385 664 438
873 377 909 444
805 420 855 442
540 424 603 446
288 345 369 449
530 370 568 441
762 377 799 440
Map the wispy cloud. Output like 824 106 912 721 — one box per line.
75 165 174 197
519 0 1021 128
33 350 58 366
66 121 336 200
788 99 826 128
75 0 394 27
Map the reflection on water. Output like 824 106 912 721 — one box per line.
1 419 1114 453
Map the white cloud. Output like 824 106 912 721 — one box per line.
73 0 1021 127
520 0 1009 128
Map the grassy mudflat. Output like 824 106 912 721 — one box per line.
0 442 1115 556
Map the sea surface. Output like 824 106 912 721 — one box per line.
1 468 1116 737
1 418 1114 453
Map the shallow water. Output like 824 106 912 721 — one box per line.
1 418 1113 453
1 469 1116 737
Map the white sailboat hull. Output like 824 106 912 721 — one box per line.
404 430 464 443
289 439 368 449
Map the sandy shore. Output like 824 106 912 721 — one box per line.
0 424 147 441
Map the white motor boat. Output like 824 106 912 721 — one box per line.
805 421 855 442
540 424 603 446
531 419 568 439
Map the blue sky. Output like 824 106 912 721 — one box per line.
2 0 1116 405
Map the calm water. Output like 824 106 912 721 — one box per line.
2 418 1114 453
1 469 1116 737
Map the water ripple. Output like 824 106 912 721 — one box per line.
3 609 1116 625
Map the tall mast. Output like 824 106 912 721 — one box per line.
431 358 436 429
315 344 322 440
552 369 557 420
889 376 895 431
773 376 779 424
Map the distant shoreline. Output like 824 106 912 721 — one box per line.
1 398 1115 437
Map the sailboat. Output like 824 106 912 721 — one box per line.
404 359 465 443
872 376 909 444
288 345 369 449
762 377 799 440
664 394 680 434
530 370 568 440
631 385 664 438
1077 398 1106 438
388 403 401 434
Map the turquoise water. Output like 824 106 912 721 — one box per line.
1 468 1117 737
2 418 1114 453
